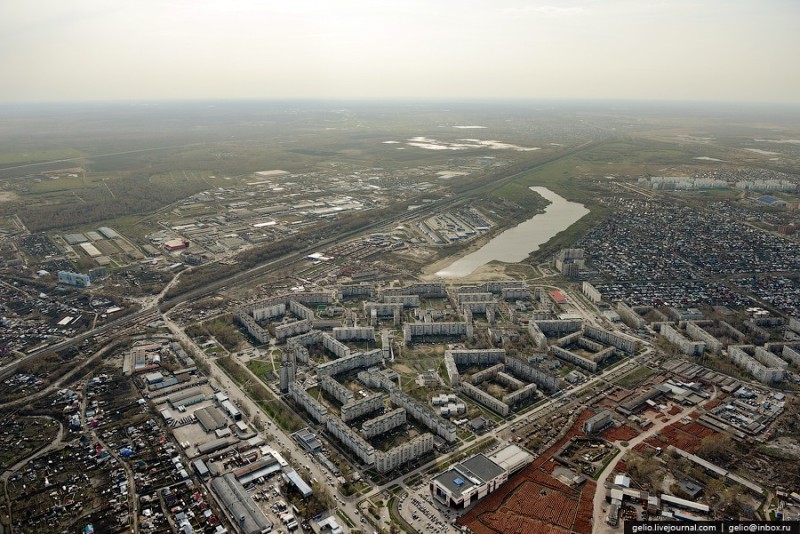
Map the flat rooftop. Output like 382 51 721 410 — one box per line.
433 453 506 498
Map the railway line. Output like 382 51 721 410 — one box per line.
2 139 604 382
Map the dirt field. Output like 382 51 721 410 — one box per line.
459 410 598 534
638 418 718 454
600 423 638 443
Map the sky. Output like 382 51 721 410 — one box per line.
1 0 798 104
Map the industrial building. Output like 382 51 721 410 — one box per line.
163 239 190 251
58 270 91 288
211 473 273 533
584 410 613 434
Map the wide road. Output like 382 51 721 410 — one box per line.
4 138 605 381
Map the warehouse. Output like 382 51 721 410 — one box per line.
194 406 228 433
211 473 273 533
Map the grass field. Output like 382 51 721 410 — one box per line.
613 366 655 389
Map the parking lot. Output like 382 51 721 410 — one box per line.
399 484 459 534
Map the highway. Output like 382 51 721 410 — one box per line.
1 139 612 532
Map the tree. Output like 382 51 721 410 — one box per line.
697 433 734 464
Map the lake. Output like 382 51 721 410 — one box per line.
435 186 589 278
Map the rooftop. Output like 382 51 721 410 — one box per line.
433 454 506 498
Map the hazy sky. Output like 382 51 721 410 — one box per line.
1 0 798 103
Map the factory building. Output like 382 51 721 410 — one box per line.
163 239 190 251
98 226 119 239
211 473 273 533
584 410 613 434
194 406 228 433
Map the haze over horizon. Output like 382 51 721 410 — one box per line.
1 0 798 105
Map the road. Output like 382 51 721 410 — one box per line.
1 140 611 531
0 417 64 534
590 387 719 534
7 139 605 377
163 316 366 528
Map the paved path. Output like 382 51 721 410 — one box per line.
591 388 718 534
163 316 365 530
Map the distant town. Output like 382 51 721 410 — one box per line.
1 102 800 534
